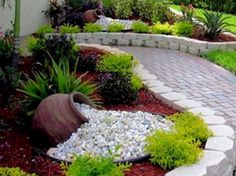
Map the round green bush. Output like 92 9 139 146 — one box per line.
168 111 213 143
107 22 125 32
145 131 203 170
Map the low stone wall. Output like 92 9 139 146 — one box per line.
78 44 236 176
70 33 236 55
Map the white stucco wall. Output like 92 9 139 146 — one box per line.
0 0 61 36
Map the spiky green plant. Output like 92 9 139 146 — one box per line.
197 11 235 39
19 59 98 114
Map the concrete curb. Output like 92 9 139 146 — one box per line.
77 44 236 176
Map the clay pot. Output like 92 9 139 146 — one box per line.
32 92 95 146
83 9 104 23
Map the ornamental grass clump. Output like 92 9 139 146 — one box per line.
168 111 213 143
63 154 130 176
145 130 202 170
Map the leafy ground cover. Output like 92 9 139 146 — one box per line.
202 50 236 74
171 5 236 34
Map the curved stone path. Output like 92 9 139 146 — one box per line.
117 46 236 130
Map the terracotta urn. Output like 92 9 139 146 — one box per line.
83 9 104 23
32 92 95 146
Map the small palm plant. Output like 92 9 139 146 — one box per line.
197 11 234 39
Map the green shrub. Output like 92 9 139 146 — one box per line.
98 72 138 104
131 74 143 91
173 21 194 37
28 35 78 67
35 24 54 38
150 22 173 35
107 22 125 32
64 155 130 176
145 130 202 170
0 167 37 176
131 21 149 33
59 24 81 34
102 0 114 17
97 54 133 74
19 59 97 113
169 111 213 143
83 23 103 33
0 37 14 68
196 11 233 39
134 0 170 22
113 0 133 19
77 53 98 71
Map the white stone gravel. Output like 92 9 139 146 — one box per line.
47 104 172 162
96 16 135 30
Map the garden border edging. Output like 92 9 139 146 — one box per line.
78 44 236 176
69 32 236 55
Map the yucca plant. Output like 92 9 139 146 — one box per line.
19 59 98 114
196 11 234 39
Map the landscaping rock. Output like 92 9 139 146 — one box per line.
47 104 173 162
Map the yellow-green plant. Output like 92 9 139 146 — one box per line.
59 24 81 34
107 22 125 32
0 167 37 176
168 111 213 143
97 54 133 74
83 23 103 33
35 24 54 38
150 22 173 35
131 21 149 33
63 154 131 176
145 130 202 170
173 21 194 37
131 74 143 91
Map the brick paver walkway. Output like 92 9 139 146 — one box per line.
118 46 236 129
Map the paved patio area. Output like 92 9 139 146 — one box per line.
118 46 236 130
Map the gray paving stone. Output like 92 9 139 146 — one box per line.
208 125 235 139
149 85 173 94
138 73 157 80
165 164 207 176
160 92 187 102
131 39 144 47
196 150 229 176
205 137 235 166
174 99 202 111
189 107 215 116
201 115 226 125
145 40 157 47
144 80 165 87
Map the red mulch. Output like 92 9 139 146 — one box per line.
125 162 168 176
105 89 178 116
192 33 236 42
